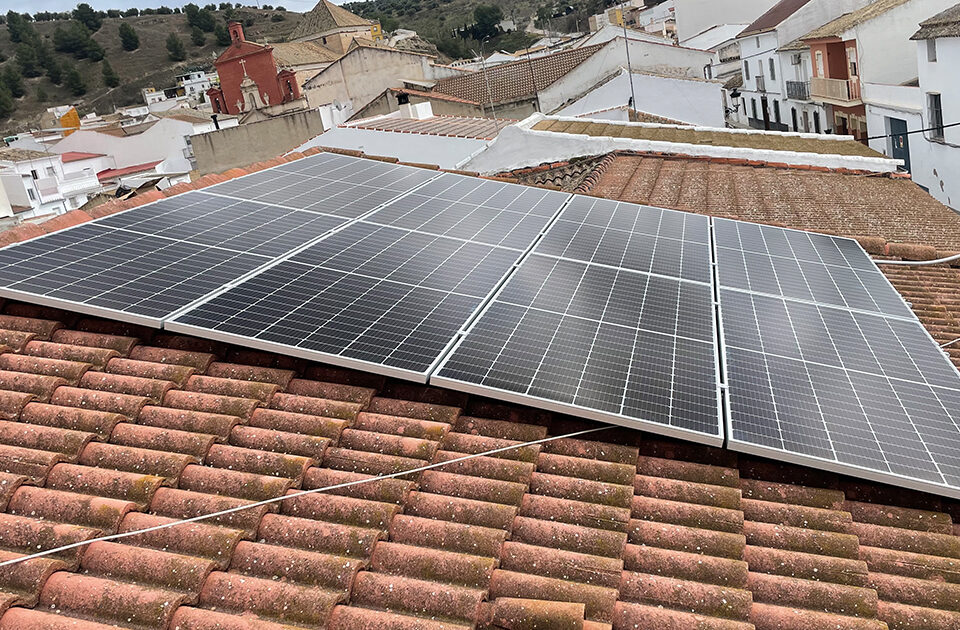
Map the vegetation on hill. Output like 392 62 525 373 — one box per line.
0 5 300 134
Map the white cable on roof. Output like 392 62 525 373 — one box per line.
0 425 610 568
874 252 960 266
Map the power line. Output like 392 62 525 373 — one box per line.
866 120 960 141
0 425 609 569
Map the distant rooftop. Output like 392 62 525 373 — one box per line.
739 0 814 36
531 118 884 157
912 1 960 39
801 0 911 40
351 115 511 140
0 148 55 162
289 0 371 39
59 151 106 163
97 160 162 182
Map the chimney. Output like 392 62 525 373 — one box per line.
399 100 433 120
228 21 245 44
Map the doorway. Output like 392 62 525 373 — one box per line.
888 117 911 172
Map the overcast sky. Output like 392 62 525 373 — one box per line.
20 0 328 13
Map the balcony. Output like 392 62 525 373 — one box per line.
810 76 862 105
786 80 810 101
59 171 102 197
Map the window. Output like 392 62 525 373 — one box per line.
743 60 750 80
756 36 760 48
929 93 944 140
773 101 781 124
815 50 824 76
27 189 35 201
814 111 821 133
769 58 776 81
45 167 55 177
927 39 937 62
30 170 38 179
757 59 764 77
751 99 758 119
847 46 858 76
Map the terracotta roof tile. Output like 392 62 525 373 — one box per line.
0 145 956 629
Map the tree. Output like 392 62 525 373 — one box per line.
45 58 62 85
191 25 206 45
119 22 139 50
196 8 216 31
16 43 41 77
72 3 102 32
204 3 216 10
102 59 120 87
157 6 173 14
107 9 121 18
214 23 231 45
64 63 86 95
0 86 15 119
35 85 47 101
473 4 502 40
84 37 105 61
1 67 25 98
183 3 199 25
270 13 285 21
166 32 186 61
124 8 139 16
6 12 29 43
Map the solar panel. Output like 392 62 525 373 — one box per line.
714 218 914 319
206 153 438 218
433 252 722 444
0 154 440 325
718 222 960 497
365 174 570 249
534 197 712 283
168 174 573 380
0 223 270 324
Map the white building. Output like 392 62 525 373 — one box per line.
554 68 726 126
674 0 779 41
0 148 100 219
177 70 218 100
727 0 880 133
866 3 960 209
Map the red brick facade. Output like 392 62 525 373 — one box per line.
207 22 301 115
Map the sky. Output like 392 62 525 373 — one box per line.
13 0 330 13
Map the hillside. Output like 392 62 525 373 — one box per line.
0 8 300 135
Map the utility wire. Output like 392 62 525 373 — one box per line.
941 337 960 349
0 425 610 569
866 120 960 141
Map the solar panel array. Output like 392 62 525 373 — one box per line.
169 174 571 379
1 153 959 496
0 154 436 325
716 219 960 494
433 196 723 444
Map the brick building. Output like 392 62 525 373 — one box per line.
207 22 338 116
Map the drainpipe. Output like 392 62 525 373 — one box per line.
211 114 220 130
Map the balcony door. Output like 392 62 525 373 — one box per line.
888 117 911 173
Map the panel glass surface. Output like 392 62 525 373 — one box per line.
0 223 270 319
535 197 711 283
435 253 721 441
365 173 570 249
172 222 526 375
714 218 913 319
719 218 960 497
205 152 438 218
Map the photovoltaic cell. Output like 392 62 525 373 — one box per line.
434 252 721 443
0 223 269 321
719 219 960 497
0 153 439 324
365 174 570 249
534 196 712 283
171 222 524 377
205 152 438 218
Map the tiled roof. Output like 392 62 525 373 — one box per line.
0 290 954 630
912 2 960 39
0 147 959 630
740 0 814 36
532 151 960 252
96 161 162 182
432 44 607 105
271 41 341 67
801 0 911 40
0 148 54 162
350 115 513 140
531 118 885 157
290 0 371 39
59 151 106 163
